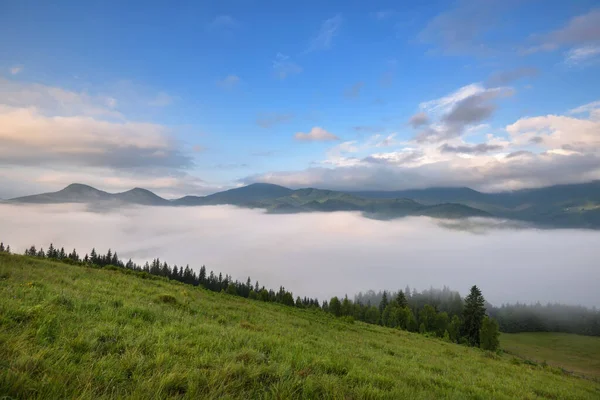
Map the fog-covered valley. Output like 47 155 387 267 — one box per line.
2 203 598 307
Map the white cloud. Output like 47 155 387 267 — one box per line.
0 78 123 119
569 100 600 121
294 127 340 142
10 65 23 75
0 106 191 169
307 14 342 52
272 53 302 79
565 45 600 65
217 75 240 89
415 84 514 143
506 113 600 151
148 91 174 107
0 79 199 199
419 83 484 115
523 8 600 59
247 99 600 192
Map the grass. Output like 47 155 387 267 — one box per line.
501 332 600 380
1 253 599 399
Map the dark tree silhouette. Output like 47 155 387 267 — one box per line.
463 285 486 346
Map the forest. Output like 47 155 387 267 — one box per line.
3 241 599 343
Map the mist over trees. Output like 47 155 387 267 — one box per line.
355 287 600 337
489 303 600 336
4 240 600 344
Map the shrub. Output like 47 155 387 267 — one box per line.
157 294 177 305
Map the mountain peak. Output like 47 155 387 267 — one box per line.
61 183 101 192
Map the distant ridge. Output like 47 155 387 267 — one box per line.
7 180 600 228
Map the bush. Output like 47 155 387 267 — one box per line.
479 317 500 351
157 294 178 305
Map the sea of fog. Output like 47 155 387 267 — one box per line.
1 204 598 307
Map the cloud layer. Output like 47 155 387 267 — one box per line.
1 204 598 307
0 78 204 199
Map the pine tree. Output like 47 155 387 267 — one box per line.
379 291 389 315
396 290 408 308
199 266 206 285
0 243 4 252
462 285 487 347
47 243 55 258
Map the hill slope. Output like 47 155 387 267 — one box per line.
1 253 598 399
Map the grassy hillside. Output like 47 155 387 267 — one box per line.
501 332 600 380
1 254 599 399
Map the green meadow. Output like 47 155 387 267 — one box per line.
501 332 600 381
1 253 599 399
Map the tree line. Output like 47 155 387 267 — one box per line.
2 241 502 350
489 303 600 337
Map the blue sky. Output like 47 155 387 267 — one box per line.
1 0 600 197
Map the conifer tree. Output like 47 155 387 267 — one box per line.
462 285 486 346
396 290 408 308
199 265 207 285
47 243 55 258
379 291 389 316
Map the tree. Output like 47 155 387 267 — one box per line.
341 295 353 316
419 304 437 333
226 284 237 295
365 306 380 324
396 291 408 309
448 315 462 343
480 316 500 351
463 285 487 347
435 312 449 337
0 243 4 252
47 243 55 258
382 303 395 327
379 291 389 318
329 296 342 317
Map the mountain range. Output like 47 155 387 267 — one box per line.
6 181 600 229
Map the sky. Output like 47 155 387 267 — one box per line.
1 0 600 198
1 204 599 307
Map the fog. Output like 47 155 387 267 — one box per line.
1 204 599 307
